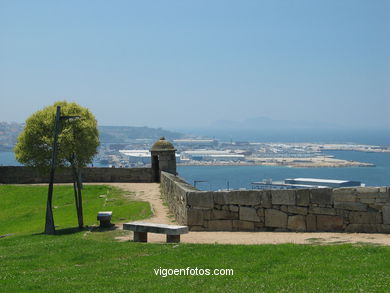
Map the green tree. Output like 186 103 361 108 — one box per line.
15 101 99 232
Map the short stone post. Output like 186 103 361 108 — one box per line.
97 211 113 228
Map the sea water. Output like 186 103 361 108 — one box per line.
2 150 390 191
177 151 390 191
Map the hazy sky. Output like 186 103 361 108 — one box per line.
1 0 389 129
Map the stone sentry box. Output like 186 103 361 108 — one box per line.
150 137 177 183
160 172 390 233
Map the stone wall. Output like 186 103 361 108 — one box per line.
160 172 195 225
0 166 152 184
160 172 390 233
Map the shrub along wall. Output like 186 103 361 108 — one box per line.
160 172 390 233
0 166 152 184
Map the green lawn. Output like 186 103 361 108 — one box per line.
1 185 390 292
0 185 152 235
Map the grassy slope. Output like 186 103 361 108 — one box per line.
1 185 390 292
0 185 152 235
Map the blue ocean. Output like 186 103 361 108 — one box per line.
3 150 390 191
177 151 390 191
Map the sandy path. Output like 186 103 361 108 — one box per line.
100 183 390 246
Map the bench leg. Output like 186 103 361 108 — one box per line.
167 235 180 243
134 232 147 242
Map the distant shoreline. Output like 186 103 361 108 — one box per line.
178 161 375 168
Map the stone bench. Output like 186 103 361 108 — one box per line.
97 211 113 227
123 221 188 243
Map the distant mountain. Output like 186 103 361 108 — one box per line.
0 122 184 146
99 126 184 143
0 122 24 151
211 116 338 130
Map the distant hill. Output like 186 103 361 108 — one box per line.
99 126 184 143
0 122 24 151
212 116 338 130
0 122 184 146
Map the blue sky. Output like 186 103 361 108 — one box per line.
0 0 389 129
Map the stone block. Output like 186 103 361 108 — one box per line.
379 225 390 233
306 214 317 231
214 192 229 205
382 206 390 225
187 192 214 208
345 224 378 233
207 220 233 231
214 191 261 205
233 220 255 231
287 206 308 215
334 202 367 211
229 205 239 212
187 208 206 225
256 208 264 217
288 215 306 232
261 191 272 208
333 187 356 195
280 205 288 213
356 187 379 194
349 212 382 224
368 204 383 211
310 189 332 206
254 222 265 230
296 189 310 206
316 215 344 232
374 193 390 202
189 226 206 231
335 209 349 217
272 189 296 205
358 197 376 204
375 198 389 204
265 209 288 228
240 207 261 222
309 207 336 216
333 193 357 203
212 209 238 220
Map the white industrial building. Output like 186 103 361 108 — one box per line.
119 150 181 164
181 150 245 162
119 150 151 164
173 139 218 147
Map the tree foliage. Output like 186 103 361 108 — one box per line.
15 101 99 171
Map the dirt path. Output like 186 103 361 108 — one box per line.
102 183 390 246
106 183 172 225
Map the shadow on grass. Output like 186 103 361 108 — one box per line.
32 226 87 236
55 227 86 235
90 224 118 233
31 224 118 237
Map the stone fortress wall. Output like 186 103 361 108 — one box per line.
0 166 152 184
160 172 390 233
3 134 390 233
0 137 175 185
